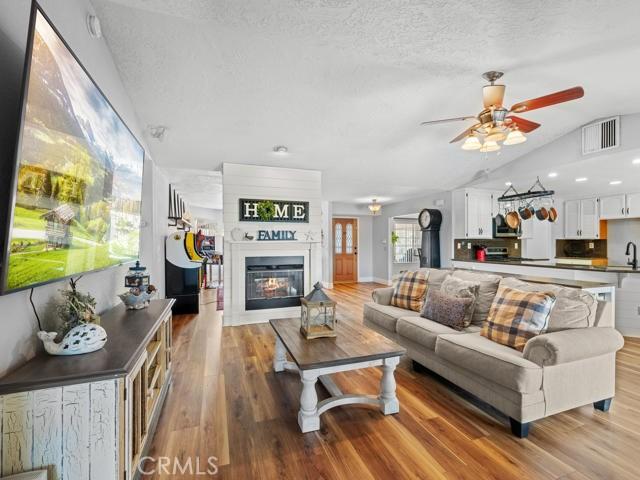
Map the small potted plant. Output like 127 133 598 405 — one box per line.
37 278 107 356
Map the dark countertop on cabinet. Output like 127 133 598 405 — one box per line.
452 258 640 274
0 299 174 395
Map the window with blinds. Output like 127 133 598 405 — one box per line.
393 221 421 264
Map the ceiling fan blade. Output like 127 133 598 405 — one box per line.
506 115 541 133
421 116 476 126
449 124 480 143
510 86 584 113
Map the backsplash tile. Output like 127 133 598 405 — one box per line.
453 238 522 260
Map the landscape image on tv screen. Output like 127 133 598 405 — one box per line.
3 8 144 292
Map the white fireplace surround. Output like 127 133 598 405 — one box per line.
224 240 323 326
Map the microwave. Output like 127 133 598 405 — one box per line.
493 217 521 238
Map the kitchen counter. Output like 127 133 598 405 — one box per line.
453 258 640 273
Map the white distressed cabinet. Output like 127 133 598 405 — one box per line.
0 300 174 480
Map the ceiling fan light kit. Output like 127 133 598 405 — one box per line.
461 135 482 150
421 71 584 153
480 140 500 152
503 128 527 145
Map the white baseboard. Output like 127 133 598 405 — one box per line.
358 276 374 283
617 326 640 338
373 277 391 286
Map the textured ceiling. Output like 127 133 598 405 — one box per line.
93 0 640 204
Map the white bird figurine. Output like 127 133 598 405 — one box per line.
37 323 107 356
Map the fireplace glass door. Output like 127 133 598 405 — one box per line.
245 256 304 310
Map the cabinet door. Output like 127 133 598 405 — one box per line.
600 194 626 220
520 218 533 239
626 192 640 218
466 192 481 237
478 193 494 238
580 198 599 238
564 200 581 239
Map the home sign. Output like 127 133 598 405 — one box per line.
257 230 297 241
239 199 309 223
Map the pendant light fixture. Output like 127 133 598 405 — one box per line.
368 198 382 215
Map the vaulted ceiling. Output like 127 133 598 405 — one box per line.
94 0 640 204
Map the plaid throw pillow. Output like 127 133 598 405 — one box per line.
391 270 429 312
481 286 556 351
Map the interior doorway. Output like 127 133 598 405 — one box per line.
333 218 358 283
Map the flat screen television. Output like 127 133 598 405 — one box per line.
1 4 145 294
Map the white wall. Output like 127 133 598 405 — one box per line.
372 193 452 283
0 0 165 376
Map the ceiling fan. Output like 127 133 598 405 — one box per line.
421 71 584 152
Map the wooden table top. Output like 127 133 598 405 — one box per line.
269 318 405 370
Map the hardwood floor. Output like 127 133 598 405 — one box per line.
144 283 640 479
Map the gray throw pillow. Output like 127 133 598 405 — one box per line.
440 275 479 328
421 288 473 331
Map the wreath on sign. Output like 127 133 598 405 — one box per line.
256 200 276 221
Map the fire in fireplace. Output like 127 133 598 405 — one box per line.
245 256 304 310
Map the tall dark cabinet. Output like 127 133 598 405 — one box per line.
418 208 442 268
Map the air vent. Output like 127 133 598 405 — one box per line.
582 116 619 155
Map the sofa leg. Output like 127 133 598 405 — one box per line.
509 418 530 438
412 360 428 373
593 398 613 412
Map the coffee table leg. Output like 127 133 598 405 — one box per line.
379 356 400 415
273 336 287 372
298 370 320 433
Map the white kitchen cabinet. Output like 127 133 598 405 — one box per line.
453 189 493 239
519 218 533 239
564 200 581 239
564 198 600 239
600 194 627 220
580 198 599 238
627 192 640 217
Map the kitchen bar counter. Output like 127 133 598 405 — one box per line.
452 258 640 274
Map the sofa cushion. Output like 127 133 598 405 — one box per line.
363 302 421 332
499 277 597 331
439 275 479 327
452 270 502 326
421 288 473 331
435 333 543 394
391 270 430 311
397 316 480 350
482 286 556 351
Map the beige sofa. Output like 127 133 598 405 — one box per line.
364 269 624 438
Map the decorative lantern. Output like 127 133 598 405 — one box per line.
124 261 150 288
119 261 156 310
300 282 337 339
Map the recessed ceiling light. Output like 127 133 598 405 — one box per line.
272 145 289 155
505 181 512 186
633 158 640 165
575 177 588 182
548 172 558 178
610 180 622 185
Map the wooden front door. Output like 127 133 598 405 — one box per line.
333 218 358 283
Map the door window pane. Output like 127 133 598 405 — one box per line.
335 223 342 254
346 223 353 254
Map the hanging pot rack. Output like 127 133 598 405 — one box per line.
497 177 554 203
